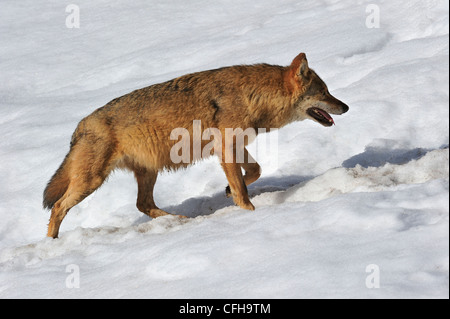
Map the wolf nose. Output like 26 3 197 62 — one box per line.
335 98 349 113
341 103 349 113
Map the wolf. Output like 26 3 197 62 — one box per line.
43 53 348 238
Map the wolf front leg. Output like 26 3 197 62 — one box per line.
225 147 261 197
221 161 255 211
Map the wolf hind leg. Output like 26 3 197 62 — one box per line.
47 174 108 238
134 167 165 217
46 136 117 238
133 166 186 219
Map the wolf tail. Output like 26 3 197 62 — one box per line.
43 153 71 210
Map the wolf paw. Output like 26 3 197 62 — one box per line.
225 185 232 197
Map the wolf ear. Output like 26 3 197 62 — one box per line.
290 53 309 78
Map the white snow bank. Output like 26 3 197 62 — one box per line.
0 148 448 298
255 148 449 204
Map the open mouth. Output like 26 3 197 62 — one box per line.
307 107 334 127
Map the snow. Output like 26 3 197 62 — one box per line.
0 0 448 298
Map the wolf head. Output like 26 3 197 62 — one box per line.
285 53 349 126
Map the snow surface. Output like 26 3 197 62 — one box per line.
0 0 448 298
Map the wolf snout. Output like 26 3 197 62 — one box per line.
326 96 349 114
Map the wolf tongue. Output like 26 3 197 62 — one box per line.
317 109 334 125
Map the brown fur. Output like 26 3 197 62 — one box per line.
43 53 348 238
